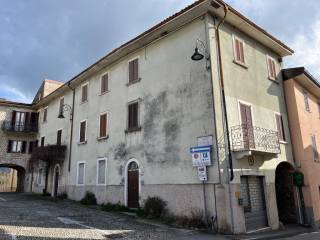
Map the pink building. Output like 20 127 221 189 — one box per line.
283 67 320 227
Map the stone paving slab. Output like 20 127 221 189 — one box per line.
0 193 224 240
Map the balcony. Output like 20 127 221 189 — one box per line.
30 145 67 163
1 121 38 134
230 124 280 158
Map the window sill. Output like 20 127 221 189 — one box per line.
80 100 88 105
78 141 87 145
97 135 109 141
279 141 287 145
126 78 141 86
125 127 142 133
99 90 110 96
233 60 248 69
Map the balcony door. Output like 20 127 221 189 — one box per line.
240 103 255 149
13 111 26 131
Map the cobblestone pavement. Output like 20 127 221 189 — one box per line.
0 193 225 240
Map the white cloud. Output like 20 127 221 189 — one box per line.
285 20 320 79
0 83 32 103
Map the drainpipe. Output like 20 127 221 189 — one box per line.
213 1 235 233
67 82 75 173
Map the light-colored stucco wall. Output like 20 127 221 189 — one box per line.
284 78 320 226
207 14 294 233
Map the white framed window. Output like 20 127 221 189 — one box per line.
43 107 48 122
79 120 87 143
267 55 278 80
38 168 43 185
232 35 246 66
99 112 108 138
81 82 89 103
100 73 109 94
96 158 107 185
77 161 85 185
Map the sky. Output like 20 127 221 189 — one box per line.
0 0 319 103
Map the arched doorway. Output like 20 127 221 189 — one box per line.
52 165 60 197
125 160 140 208
275 162 297 224
0 164 25 193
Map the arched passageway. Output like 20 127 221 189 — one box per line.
275 162 297 224
0 164 25 193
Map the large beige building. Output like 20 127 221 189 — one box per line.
0 0 301 234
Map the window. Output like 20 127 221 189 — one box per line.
128 101 139 130
43 107 48 122
7 140 26 153
303 91 310 112
38 168 43 185
97 158 107 185
81 83 88 103
77 162 85 185
99 113 108 138
41 136 45 147
12 111 26 131
233 36 245 64
57 129 62 145
311 135 319 161
79 120 87 143
101 73 109 94
128 58 139 83
59 97 64 115
275 113 286 142
267 56 277 80
28 141 35 154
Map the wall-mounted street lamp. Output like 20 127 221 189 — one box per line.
191 39 210 70
57 104 73 120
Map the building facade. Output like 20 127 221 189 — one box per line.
283 67 320 227
0 0 309 234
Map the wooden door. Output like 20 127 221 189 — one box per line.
240 103 255 149
127 162 139 208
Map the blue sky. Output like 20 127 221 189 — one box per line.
0 0 319 103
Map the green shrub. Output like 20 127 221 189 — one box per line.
136 208 145 217
57 192 68 199
175 209 206 229
143 196 167 218
80 192 97 205
101 202 130 212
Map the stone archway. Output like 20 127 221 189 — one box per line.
0 164 25 192
275 162 297 224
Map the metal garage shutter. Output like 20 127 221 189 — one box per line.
241 176 268 231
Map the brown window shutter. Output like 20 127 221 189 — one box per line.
80 121 86 142
101 74 108 93
82 85 88 102
7 140 12 153
57 130 62 145
28 141 33 154
59 98 64 114
235 39 240 62
128 102 139 129
276 114 285 141
21 141 27 153
100 114 107 137
133 59 139 81
129 61 134 83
